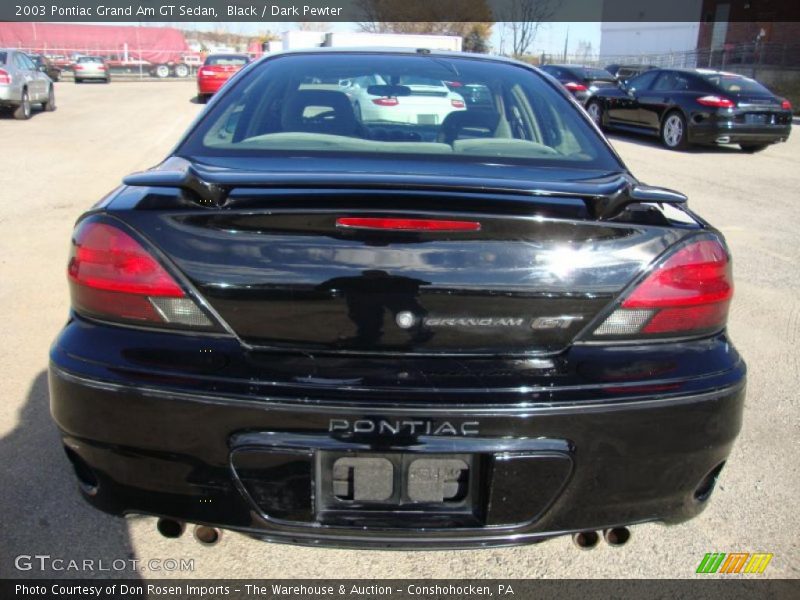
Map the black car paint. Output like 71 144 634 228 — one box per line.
587 68 792 148
49 50 746 548
540 64 616 105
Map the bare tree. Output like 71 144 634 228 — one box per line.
501 0 562 58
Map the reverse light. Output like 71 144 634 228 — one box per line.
68 221 213 328
696 95 735 108
564 82 588 92
592 239 732 338
336 217 481 232
371 97 399 106
781 99 792 110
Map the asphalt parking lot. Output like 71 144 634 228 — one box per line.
1 81 798 579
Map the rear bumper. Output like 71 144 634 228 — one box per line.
689 120 791 145
48 319 747 549
197 78 226 95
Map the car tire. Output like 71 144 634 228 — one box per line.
585 100 604 129
74 78 82 84
661 111 688 150
43 86 56 112
104 77 111 84
740 144 769 153
197 94 209 104
13 89 32 120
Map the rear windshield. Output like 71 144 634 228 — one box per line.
577 67 615 81
77 56 103 64
703 73 771 95
179 53 618 169
205 55 249 67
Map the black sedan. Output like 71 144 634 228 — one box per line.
50 49 745 549
585 68 792 151
29 54 61 81
540 64 617 104
605 63 657 84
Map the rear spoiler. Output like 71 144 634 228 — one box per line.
123 161 687 221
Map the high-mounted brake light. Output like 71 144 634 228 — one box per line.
564 82 588 92
372 97 399 106
696 95 735 108
781 99 792 110
68 222 213 328
592 239 732 338
336 217 481 232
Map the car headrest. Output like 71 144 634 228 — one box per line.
281 89 360 137
437 110 503 145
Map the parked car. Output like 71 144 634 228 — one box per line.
585 68 792 151
0 48 56 119
605 64 657 83
340 75 466 125
196 53 250 102
540 64 617 104
28 54 61 81
51 49 745 549
73 55 110 84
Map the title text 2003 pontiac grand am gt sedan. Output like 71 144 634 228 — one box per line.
49 49 745 549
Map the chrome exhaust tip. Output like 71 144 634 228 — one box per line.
572 530 600 550
193 524 222 546
603 526 632 547
716 136 731 144
156 518 185 539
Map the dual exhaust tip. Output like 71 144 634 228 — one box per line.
156 518 222 546
572 527 631 550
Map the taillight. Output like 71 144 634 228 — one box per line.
336 217 481 232
73 65 83 71
591 239 732 339
371 97 399 106
696 95 735 108
98 65 106 71
451 99 465 108
781 99 792 110
0 69 10 84
68 221 214 329
564 82 588 92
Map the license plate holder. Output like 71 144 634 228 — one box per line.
316 451 479 518
745 113 770 125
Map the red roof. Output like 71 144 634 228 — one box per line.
0 22 190 63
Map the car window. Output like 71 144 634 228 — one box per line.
179 53 619 170
15 53 35 70
578 67 615 81
0 51 6 65
205 55 249 67
701 73 772 95
77 56 103 64
626 70 659 91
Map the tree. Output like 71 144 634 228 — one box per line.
499 0 562 58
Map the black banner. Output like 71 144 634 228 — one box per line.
3 0 800 23
2 579 799 600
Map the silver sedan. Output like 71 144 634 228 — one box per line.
0 49 55 120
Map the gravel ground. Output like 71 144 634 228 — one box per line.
0 81 797 579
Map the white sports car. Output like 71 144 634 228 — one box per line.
341 75 466 125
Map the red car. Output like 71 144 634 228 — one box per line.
197 54 250 102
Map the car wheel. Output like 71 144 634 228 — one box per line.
43 86 56 112
661 111 688 150
154 65 170 79
174 64 190 78
585 100 603 128
104 77 111 84
197 94 208 104
740 144 769 153
74 77 82 84
13 90 32 120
